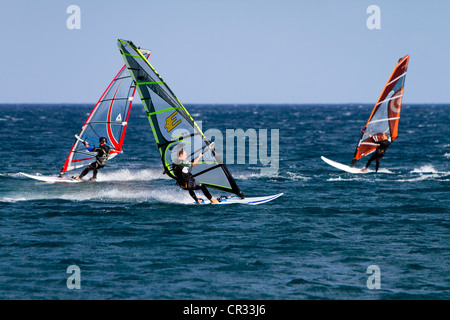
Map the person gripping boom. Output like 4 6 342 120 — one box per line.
361 133 391 173
172 149 219 204
73 137 110 181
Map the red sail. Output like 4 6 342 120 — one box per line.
352 55 409 162
60 51 151 175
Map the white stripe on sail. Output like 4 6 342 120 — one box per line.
368 117 400 125
375 94 403 107
386 71 407 87
360 142 379 146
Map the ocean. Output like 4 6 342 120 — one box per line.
0 103 448 300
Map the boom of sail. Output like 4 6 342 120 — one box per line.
351 55 409 166
117 39 243 198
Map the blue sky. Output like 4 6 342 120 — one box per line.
0 0 449 104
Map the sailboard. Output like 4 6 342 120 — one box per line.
19 172 82 183
199 193 284 205
322 55 410 174
117 39 282 204
22 55 150 183
320 156 372 174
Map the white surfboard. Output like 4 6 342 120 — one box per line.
199 193 283 205
321 156 370 174
20 172 82 183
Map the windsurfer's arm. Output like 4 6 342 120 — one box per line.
363 130 380 143
192 153 203 167
368 135 383 145
84 141 94 152
178 153 203 168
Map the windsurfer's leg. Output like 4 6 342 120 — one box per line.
78 165 92 179
375 159 380 172
363 154 376 172
188 189 199 203
198 184 219 204
91 164 102 180
189 183 218 204
199 184 212 200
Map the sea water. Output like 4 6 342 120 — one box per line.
0 104 448 299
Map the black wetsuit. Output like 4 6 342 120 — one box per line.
171 162 213 203
79 144 110 179
365 138 390 172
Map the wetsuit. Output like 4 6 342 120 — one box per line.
172 160 213 203
78 144 110 179
365 137 391 172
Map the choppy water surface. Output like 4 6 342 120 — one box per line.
0 104 448 299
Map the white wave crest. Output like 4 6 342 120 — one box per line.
326 176 365 182
1 187 193 204
285 171 311 181
8 172 31 178
396 164 450 182
376 168 395 174
13 169 168 182
234 171 310 181
60 187 192 204
1 197 28 202
397 174 444 182
97 169 169 182
411 165 438 174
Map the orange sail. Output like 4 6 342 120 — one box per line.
351 55 409 165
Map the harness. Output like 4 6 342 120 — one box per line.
96 145 110 166
171 163 194 190
376 140 390 156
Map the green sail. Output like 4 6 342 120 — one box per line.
117 39 243 198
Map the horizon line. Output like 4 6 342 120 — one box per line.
1 102 449 106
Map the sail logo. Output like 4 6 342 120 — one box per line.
116 114 122 122
165 110 181 133
389 90 402 113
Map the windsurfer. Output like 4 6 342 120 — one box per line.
361 133 391 173
73 137 110 181
172 149 219 204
